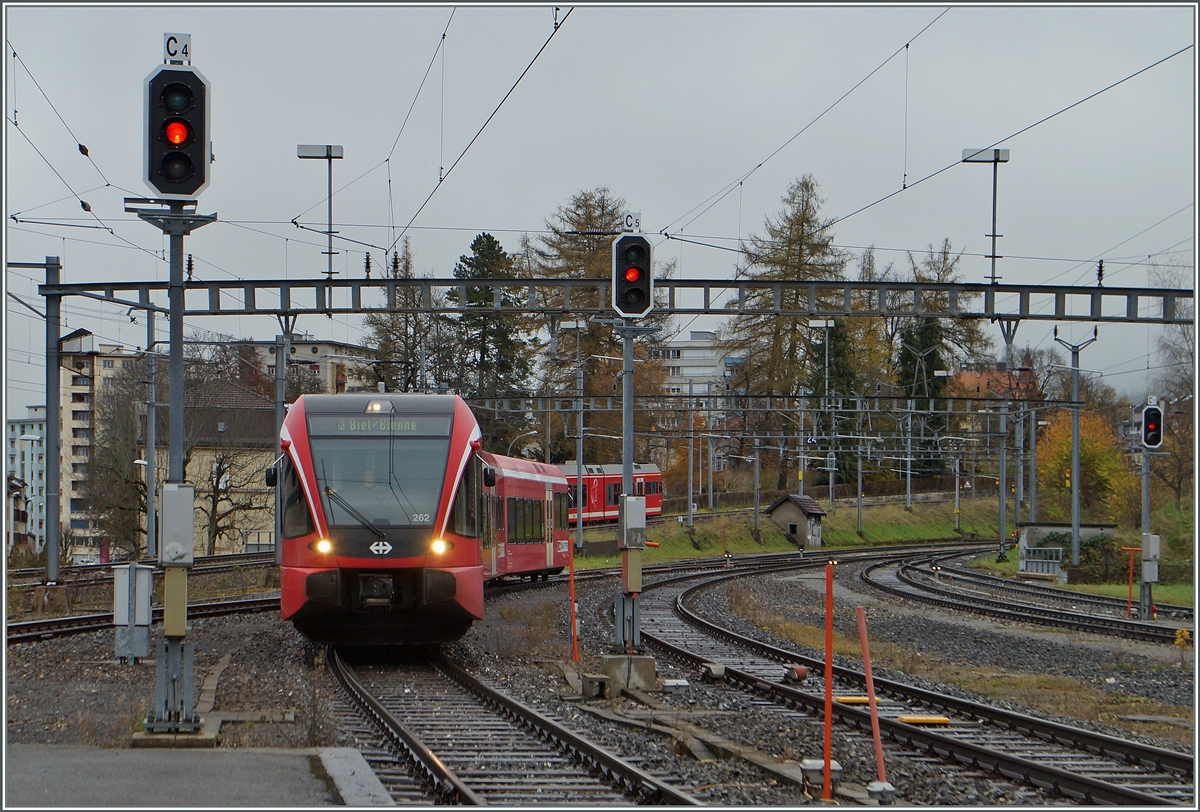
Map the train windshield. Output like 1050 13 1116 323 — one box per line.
308 414 452 528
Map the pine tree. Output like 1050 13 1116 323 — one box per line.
448 233 538 449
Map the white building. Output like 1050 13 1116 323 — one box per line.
5 330 144 562
235 334 374 394
6 406 46 556
653 330 739 404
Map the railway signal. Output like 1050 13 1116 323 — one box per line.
1141 404 1163 448
612 234 653 319
145 64 210 197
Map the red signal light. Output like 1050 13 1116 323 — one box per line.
164 119 190 145
624 267 642 283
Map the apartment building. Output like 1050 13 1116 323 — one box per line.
234 334 374 394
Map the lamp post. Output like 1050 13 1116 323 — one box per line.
507 430 539 457
962 148 1010 284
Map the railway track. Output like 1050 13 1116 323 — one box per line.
627 552 1193 806
5 595 280 645
327 647 700 805
7 552 278 591
918 557 1193 622
860 555 1192 645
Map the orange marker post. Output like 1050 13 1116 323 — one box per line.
823 560 834 801
568 537 579 663
856 606 887 785
1122 547 1141 619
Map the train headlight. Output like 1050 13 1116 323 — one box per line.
431 538 450 555
315 539 333 554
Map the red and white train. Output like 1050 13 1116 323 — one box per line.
273 393 571 646
560 463 664 524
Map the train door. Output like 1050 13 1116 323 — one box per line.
545 484 554 568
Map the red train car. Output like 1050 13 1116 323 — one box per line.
560 462 663 524
274 393 487 645
477 452 570 583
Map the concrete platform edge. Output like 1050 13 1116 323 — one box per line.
318 747 395 806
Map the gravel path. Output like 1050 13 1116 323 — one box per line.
5 558 1193 806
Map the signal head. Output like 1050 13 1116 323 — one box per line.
611 233 653 318
145 65 210 198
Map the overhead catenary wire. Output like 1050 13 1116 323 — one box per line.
660 7 950 238
384 6 574 259
7 40 111 186
825 43 1194 231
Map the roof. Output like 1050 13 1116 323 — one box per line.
765 494 827 517
184 377 276 411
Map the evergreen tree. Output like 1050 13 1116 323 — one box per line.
520 188 671 464
720 175 849 486
448 233 538 450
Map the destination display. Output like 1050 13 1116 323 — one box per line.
308 414 452 436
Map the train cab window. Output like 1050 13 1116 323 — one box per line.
281 456 314 538
453 456 481 538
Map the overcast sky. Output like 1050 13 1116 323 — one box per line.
4 3 1196 421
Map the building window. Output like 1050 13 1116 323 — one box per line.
72 445 90 457
102 359 115 369
668 349 681 359
71 376 91 387
103 377 114 386
121 360 133 368
72 463 89 474
667 366 682 377
71 411 91 422
70 519 89 530
70 499 86 512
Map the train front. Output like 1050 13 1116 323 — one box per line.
276 393 484 645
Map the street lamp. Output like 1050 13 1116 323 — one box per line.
507 430 539 457
962 147 1010 284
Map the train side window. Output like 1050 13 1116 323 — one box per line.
635 480 644 496
533 498 544 541
554 492 569 529
606 482 620 505
493 494 504 534
281 456 314 538
507 498 518 543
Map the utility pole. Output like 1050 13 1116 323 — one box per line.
687 379 694 529
997 399 1009 562
1054 327 1098 568
145 310 157 558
